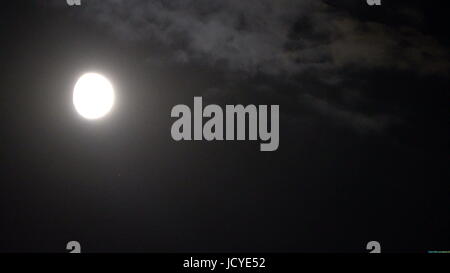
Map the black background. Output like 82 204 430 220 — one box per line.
0 0 449 253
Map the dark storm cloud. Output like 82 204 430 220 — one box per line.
71 0 449 133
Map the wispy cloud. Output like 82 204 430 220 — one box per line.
63 0 449 133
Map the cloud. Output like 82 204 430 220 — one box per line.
300 94 395 134
329 17 450 76
69 0 448 133
81 0 321 75
79 0 449 76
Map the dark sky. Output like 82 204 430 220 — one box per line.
0 0 449 252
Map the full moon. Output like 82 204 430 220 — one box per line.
73 73 115 119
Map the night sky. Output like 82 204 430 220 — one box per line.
0 0 449 253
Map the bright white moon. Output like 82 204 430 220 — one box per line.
73 73 115 119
